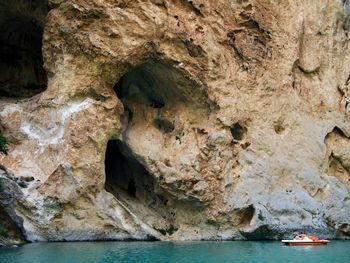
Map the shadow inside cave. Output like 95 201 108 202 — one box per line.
105 139 147 200
0 1 48 98
104 139 177 235
104 59 210 236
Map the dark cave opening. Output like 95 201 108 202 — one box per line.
104 60 203 234
113 61 175 133
109 61 176 201
230 122 247 141
112 59 206 135
0 1 48 98
105 59 212 235
113 63 169 109
104 138 177 233
108 60 184 203
104 139 145 199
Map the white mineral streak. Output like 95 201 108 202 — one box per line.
0 104 22 117
20 99 93 145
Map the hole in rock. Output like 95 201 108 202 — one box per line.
0 1 48 98
239 204 255 226
114 63 170 108
230 122 247 140
325 127 350 187
240 225 282 240
154 118 175 133
105 140 144 199
113 59 208 134
327 153 350 187
108 60 210 235
274 124 285 134
273 118 286 134
127 178 136 197
104 139 177 234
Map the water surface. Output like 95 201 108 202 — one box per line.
0 241 349 263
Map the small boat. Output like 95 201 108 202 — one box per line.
281 240 330 246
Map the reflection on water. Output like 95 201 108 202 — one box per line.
0 241 349 263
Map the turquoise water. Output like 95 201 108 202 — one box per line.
0 241 349 263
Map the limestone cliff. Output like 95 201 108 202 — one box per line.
1 0 350 243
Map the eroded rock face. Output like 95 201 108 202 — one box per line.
1 0 350 241
0 166 25 246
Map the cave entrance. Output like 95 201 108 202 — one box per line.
104 138 176 234
112 59 208 136
0 1 48 98
105 139 149 199
103 60 203 235
230 122 247 141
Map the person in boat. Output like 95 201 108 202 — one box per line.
293 234 303 240
307 235 319 241
293 232 319 241
301 234 313 241
293 231 304 240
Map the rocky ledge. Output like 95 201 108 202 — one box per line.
0 0 350 244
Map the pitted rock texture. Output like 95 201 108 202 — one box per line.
1 0 350 241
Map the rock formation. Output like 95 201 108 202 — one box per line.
0 166 26 246
1 0 350 243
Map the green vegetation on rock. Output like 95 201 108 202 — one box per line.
0 133 9 155
0 225 9 238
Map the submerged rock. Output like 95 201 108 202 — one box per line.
0 0 350 241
